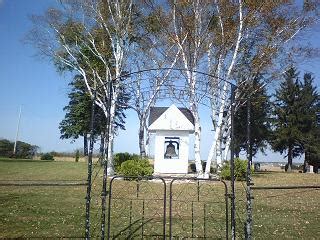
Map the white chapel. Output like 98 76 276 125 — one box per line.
148 104 195 174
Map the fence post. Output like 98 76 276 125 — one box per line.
230 84 236 240
245 97 253 239
101 80 113 239
85 90 97 240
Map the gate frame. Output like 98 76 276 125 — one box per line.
169 177 229 240
107 176 229 239
107 175 167 239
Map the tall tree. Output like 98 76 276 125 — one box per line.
59 75 128 156
272 67 304 171
206 0 319 175
27 0 134 174
59 76 93 156
143 0 220 175
234 76 271 158
298 73 320 171
125 5 183 157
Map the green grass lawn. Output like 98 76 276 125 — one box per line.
0 158 319 239
249 172 320 239
0 157 87 180
0 158 87 238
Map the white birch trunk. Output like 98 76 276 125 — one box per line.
106 93 117 175
205 81 229 174
145 129 150 157
138 117 146 158
222 114 232 161
189 70 203 175
205 0 243 177
224 137 231 162
191 104 203 176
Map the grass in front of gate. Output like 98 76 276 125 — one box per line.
0 158 87 238
1 158 320 238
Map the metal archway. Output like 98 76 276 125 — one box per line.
84 68 239 239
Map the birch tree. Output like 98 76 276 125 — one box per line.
125 5 184 157
205 0 320 176
163 0 216 176
126 50 183 157
27 0 133 174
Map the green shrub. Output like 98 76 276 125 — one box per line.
75 150 80 162
118 159 153 178
40 153 54 161
114 152 141 172
220 158 251 181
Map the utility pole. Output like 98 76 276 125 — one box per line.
13 105 22 155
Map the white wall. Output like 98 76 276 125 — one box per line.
154 130 190 174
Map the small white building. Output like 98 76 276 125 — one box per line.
148 104 195 174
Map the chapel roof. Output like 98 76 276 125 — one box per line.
148 106 195 126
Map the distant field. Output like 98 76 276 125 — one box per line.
0 158 319 239
0 157 87 180
32 155 98 162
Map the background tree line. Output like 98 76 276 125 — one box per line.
235 67 320 172
0 139 38 159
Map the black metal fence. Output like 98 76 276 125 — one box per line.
106 176 229 239
251 185 320 239
107 176 167 239
169 178 229 239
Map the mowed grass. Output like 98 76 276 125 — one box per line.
233 172 320 239
0 157 87 180
0 158 87 238
0 158 320 239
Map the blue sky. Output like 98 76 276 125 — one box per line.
0 0 71 152
0 0 319 162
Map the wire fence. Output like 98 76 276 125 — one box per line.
252 185 320 239
231 181 320 239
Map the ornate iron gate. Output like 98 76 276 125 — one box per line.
107 176 228 239
169 178 229 239
107 176 167 239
